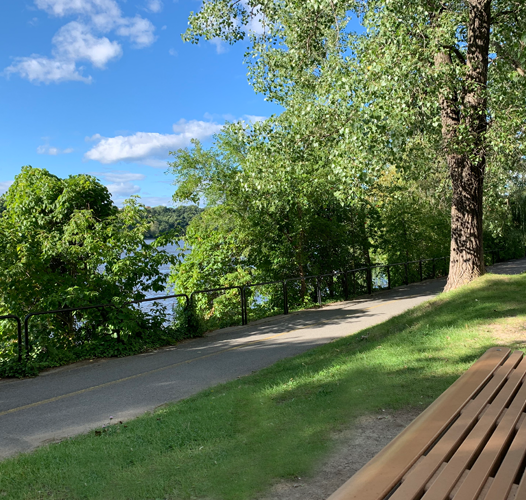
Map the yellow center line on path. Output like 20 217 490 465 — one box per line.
0 293 425 418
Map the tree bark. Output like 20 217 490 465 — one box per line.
442 0 491 292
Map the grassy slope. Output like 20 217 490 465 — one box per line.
1 272 525 500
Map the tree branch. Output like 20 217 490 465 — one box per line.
443 45 467 65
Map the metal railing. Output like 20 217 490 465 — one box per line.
20 293 189 361
240 257 450 325
0 249 508 364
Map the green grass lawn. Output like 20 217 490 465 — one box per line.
1 272 525 500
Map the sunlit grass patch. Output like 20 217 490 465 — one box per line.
0 272 525 500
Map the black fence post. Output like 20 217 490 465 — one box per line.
283 281 289 315
404 263 409 285
352 271 356 297
432 258 435 279
387 266 391 290
23 314 31 361
367 268 373 295
241 287 247 326
15 316 22 363
316 276 322 306
343 271 349 301
419 260 423 281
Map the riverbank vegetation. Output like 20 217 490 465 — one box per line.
0 271 524 500
0 167 195 377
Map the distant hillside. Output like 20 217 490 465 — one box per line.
144 205 202 238
0 196 201 238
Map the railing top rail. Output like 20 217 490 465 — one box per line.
243 280 284 289
24 293 190 321
284 273 335 283
316 271 344 278
0 314 22 322
190 286 241 298
348 266 369 273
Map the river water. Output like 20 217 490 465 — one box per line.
144 239 185 279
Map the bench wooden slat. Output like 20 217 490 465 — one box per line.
388 350 524 500
451 364 526 500
422 354 526 500
326 347 511 500
483 414 526 500
514 464 526 500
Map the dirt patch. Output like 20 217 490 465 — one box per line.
255 408 422 500
486 316 526 348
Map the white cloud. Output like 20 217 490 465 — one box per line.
244 114 267 123
84 119 223 164
141 158 169 168
146 0 163 13
5 56 91 83
115 16 156 48
86 133 103 142
168 48 177 56
93 170 146 182
53 22 122 68
5 0 155 84
206 112 267 124
210 38 227 54
37 144 74 154
171 119 222 136
0 181 14 195
240 0 266 35
35 0 121 19
92 169 145 199
34 0 156 46
106 181 141 197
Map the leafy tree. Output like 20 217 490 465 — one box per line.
0 166 179 371
168 120 383 327
184 0 526 290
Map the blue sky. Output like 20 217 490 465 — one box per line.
0 0 282 206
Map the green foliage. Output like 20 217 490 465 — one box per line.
167 115 454 328
370 168 451 263
183 0 526 286
167 127 380 328
143 205 203 238
0 166 185 375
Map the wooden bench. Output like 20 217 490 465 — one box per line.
327 347 526 500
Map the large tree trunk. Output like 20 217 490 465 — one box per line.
442 0 491 292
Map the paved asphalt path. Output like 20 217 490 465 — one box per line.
1 259 525 460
